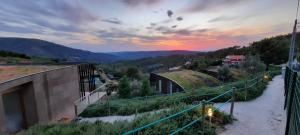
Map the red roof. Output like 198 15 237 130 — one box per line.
225 55 245 60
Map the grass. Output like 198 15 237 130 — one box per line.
0 56 55 65
230 68 249 80
0 66 59 83
159 70 220 90
20 104 232 135
79 70 280 117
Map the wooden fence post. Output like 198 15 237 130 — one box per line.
244 80 248 100
256 77 259 89
74 104 78 116
230 87 236 118
201 100 206 135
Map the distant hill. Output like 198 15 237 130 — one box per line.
0 50 57 64
0 37 201 63
109 50 198 60
0 37 120 63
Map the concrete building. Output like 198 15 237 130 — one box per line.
0 65 96 133
150 73 184 94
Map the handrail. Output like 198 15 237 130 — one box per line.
74 84 106 104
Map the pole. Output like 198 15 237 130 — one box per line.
230 87 235 118
244 80 248 100
88 95 90 105
256 77 259 89
201 100 206 135
288 0 299 67
107 96 110 116
288 19 298 67
74 104 78 116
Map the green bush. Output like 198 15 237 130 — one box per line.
118 76 131 98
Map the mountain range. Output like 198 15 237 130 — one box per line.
0 37 198 63
109 50 197 60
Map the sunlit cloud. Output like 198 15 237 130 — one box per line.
0 0 295 52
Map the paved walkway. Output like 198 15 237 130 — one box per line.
218 75 286 135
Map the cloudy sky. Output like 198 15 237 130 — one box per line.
0 0 297 52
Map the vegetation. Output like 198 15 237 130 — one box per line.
240 55 266 74
218 65 231 82
250 36 290 68
229 68 249 80
0 66 60 82
21 104 232 135
118 76 131 98
126 67 141 79
0 50 30 59
80 70 279 117
141 79 151 96
159 70 220 90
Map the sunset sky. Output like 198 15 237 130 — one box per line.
0 0 297 52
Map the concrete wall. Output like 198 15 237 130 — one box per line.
0 66 80 133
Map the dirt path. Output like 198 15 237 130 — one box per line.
217 75 286 135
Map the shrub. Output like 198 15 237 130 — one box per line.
240 55 266 74
126 67 140 79
141 79 151 96
118 76 131 98
130 79 142 97
218 65 231 82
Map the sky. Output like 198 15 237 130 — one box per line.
0 0 297 52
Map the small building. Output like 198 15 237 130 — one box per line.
222 55 245 65
150 73 184 94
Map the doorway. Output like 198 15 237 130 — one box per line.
2 82 37 133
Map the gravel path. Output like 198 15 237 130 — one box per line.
217 75 286 135
77 109 168 123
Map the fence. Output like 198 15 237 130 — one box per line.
122 71 274 135
74 85 106 115
284 66 300 135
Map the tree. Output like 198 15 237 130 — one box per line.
251 38 289 69
126 67 140 79
130 79 142 97
240 55 266 74
118 76 131 98
141 79 151 96
218 65 231 82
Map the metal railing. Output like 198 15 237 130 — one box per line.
74 84 106 115
284 66 300 135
